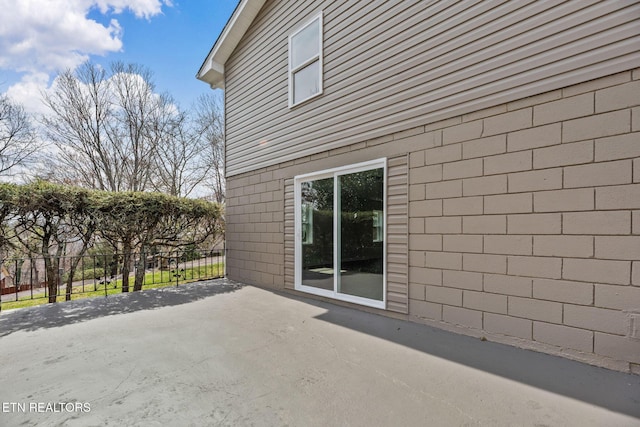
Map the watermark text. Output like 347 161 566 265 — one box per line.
2 402 91 413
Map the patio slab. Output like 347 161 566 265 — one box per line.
0 279 639 427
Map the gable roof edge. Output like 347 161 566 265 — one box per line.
196 0 267 89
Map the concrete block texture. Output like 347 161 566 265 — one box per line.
409 299 442 321
533 188 594 213
483 108 532 136
507 123 561 152
595 332 640 365
227 70 640 371
463 135 506 159
484 150 532 175
442 158 483 180
595 236 640 260
484 313 532 339
563 211 631 235
485 193 532 214
595 284 640 310
484 235 532 255
595 133 640 161
596 184 640 210
564 305 628 335
533 279 594 305
563 258 631 285
508 256 562 280
463 175 507 196
443 305 483 329
533 322 594 353
508 169 562 193
508 296 562 324
463 215 507 234
563 160 632 188
463 290 508 314
443 270 483 291
443 234 483 253
533 93 594 126
508 213 561 235
484 274 532 297
425 285 463 306
562 110 630 143
463 253 507 274
443 120 483 145
533 236 594 258
533 140 593 169
595 80 640 113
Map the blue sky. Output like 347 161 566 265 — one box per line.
0 0 239 113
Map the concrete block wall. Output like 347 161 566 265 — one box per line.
408 71 640 372
224 69 640 372
225 170 285 287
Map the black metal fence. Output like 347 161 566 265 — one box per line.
0 248 225 310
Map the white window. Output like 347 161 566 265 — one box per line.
294 159 386 309
289 12 323 107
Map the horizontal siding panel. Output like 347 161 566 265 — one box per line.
226 0 591 142
385 155 408 313
224 0 640 175
228 46 639 170
228 26 638 161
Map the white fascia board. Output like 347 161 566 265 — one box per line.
196 0 267 89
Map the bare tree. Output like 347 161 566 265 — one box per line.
109 61 175 192
152 110 210 197
193 93 225 203
42 61 179 193
42 62 122 190
0 94 39 176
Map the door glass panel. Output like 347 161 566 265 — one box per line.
301 178 334 290
337 168 384 301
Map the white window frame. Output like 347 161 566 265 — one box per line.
294 158 387 309
288 11 323 108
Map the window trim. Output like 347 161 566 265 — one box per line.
288 11 323 108
294 158 387 309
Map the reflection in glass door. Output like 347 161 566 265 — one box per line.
338 168 384 301
296 160 386 308
301 178 334 290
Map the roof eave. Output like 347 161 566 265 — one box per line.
196 0 267 89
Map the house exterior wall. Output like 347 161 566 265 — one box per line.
224 0 640 176
225 70 640 372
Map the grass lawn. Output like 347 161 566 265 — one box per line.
0 263 224 311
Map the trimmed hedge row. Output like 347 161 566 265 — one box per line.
0 181 223 300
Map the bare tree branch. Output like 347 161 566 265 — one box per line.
192 93 225 202
0 94 40 176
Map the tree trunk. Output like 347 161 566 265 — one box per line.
44 256 58 304
133 246 146 292
65 256 82 301
121 243 132 293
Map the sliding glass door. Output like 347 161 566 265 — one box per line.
295 159 386 309
300 177 334 291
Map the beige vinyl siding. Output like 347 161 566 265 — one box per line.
225 0 640 176
283 178 295 289
386 155 409 314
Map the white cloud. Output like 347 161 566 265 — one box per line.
0 0 170 113
5 72 51 115
93 0 173 19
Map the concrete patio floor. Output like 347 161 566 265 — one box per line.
0 279 639 427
